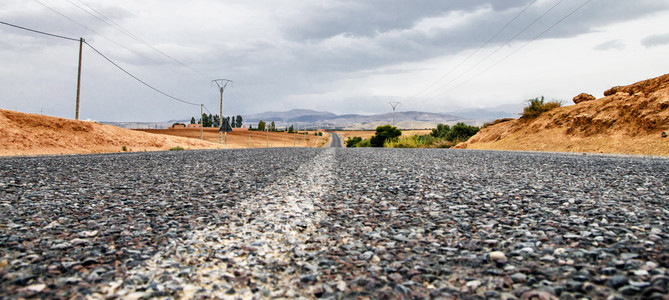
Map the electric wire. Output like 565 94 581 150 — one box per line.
410 0 565 106
33 0 163 65
68 0 203 75
83 41 201 107
409 0 538 100
0 20 79 41
2 20 206 108
434 0 593 98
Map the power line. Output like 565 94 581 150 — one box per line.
436 0 593 96
409 0 538 100
68 0 202 75
2 20 204 108
84 41 201 107
411 0 565 104
33 0 163 66
0 20 79 41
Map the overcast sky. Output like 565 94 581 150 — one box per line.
1 0 668 121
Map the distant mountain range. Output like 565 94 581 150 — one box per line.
104 108 517 130
243 108 517 129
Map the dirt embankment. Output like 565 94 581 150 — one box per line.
0 109 223 156
456 74 669 156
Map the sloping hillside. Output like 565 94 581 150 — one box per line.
0 109 222 156
456 74 669 156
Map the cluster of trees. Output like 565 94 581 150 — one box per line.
346 125 402 148
190 114 243 128
430 122 480 142
345 122 480 148
254 120 277 131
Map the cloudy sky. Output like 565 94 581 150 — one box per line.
1 0 668 121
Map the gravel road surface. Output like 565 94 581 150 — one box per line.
1 148 668 299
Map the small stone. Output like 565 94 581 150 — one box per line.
609 275 629 289
510 272 527 283
490 251 507 263
466 280 481 291
619 285 641 295
300 274 318 284
359 251 374 261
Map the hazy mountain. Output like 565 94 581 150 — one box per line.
241 109 506 129
105 108 515 130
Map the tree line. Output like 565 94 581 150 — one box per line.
189 114 243 128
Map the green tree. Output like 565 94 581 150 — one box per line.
212 115 220 127
190 117 196 124
446 122 479 142
231 116 237 128
236 115 243 128
270 121 276 131
258 120 266 131
370 125 402 147
430 124 451 138
288 125 294 133
346 136 362 147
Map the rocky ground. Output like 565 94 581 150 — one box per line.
1 148 667 299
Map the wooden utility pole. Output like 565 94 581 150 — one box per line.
200 104 203 140
75 38 84 120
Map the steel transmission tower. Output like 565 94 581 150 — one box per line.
212 79 233 144
388 101 401 127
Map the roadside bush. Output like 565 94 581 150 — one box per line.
370 125 402 147
430 124 450 138
522 96 562 119
346 136 363 147
355 139 372 147
169 146 185 151
446 122 480 142
384 134 436 148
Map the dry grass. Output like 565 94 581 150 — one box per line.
137 128 329 148
335 129 432 142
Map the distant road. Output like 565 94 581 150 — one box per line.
328 132 343 147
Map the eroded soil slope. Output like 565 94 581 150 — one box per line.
457 74 669 156
0 109 222 156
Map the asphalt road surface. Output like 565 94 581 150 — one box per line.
329 132 343 148
1 148 667 299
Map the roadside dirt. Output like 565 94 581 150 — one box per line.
456 74 669 156
0 109 225 156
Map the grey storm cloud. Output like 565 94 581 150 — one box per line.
265 0 669 75
641 33 669 48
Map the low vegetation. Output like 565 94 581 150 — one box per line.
521 96 562 119
346 123 480 148
169 146 185 151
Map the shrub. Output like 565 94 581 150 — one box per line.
446 122 480 142
522 96 562 119
122 146 127 152
355 139 372 147
384 135 436 148
430 124 451 138
370 125 402 147
346 136 363 147
169 146 185 151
